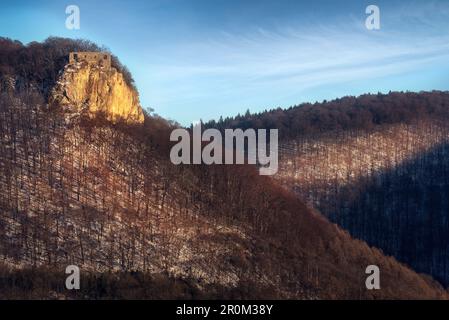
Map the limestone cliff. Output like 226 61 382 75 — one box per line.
50 61 144 124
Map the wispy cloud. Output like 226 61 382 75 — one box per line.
135 1 449 124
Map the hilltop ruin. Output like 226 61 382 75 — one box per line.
69 52 111 69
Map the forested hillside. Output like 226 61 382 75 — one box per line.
213 92 449 287
0 37 447 299
208 91 449 139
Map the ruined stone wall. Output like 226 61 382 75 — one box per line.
69 52 111 69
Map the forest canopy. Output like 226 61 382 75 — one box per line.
0 37 136 96
205 91 449 139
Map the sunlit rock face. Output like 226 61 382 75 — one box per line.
50 61 144 124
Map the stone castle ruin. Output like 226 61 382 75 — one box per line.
69 52 111 69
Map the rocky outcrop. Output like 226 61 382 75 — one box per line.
50 61 144 124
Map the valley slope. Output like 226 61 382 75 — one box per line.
215 91 449 288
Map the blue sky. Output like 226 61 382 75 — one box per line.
1 0 449 125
